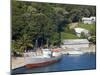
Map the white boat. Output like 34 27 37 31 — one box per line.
24 48 62 68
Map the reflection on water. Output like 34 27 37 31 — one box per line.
12 53 96 75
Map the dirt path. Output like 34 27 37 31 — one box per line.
69 22 79 29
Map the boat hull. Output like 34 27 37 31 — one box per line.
25 56 62 68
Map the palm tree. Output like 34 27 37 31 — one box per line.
12 40 18 56
17 34 33 53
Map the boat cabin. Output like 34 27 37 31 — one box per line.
42 48 61 58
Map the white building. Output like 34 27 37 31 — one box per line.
74 28 90 37
61 39 89 49
82 17 96 24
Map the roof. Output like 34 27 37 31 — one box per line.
63 39 89 45
82 17 91 21
82 16 96 21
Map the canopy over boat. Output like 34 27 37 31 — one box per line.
52 49 61 52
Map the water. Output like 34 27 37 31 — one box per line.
12 53 96 75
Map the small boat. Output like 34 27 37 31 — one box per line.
24 48 62 68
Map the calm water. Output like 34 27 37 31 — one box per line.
12 53 96 75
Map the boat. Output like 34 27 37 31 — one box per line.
24 48 62 68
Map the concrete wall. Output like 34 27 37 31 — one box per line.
61 44 89 49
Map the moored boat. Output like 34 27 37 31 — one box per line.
24 48 62 68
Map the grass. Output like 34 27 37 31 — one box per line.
61 32 79 40
78 23 96 31
61 22 96 40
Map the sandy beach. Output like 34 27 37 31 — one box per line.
11 57 25 69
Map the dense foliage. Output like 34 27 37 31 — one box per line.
12 0 96 53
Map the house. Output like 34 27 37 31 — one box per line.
82 17 96 24
61 39 89 49
74 27 90 37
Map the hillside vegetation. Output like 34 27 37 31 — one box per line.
12 0 96 53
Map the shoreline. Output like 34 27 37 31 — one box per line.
11 57 25 69
12 52 96 70
11 45 96 69
61 44 96 54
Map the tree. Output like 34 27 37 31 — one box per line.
12 1 96 52
16 34 33 53
12 40 18 53
69 9 82 22
82 8 91 17
52 7 68 47
80 32 86 38
88 36 96 44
